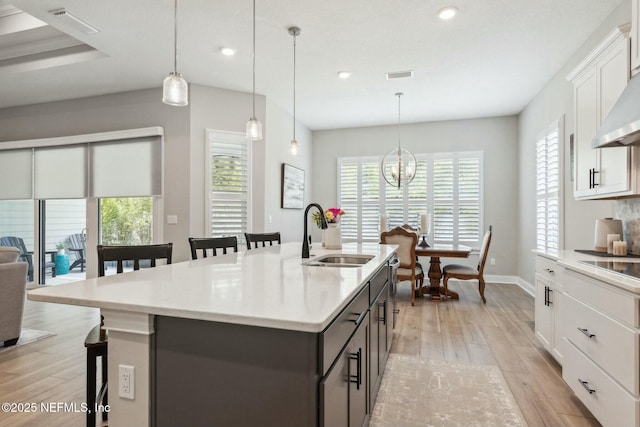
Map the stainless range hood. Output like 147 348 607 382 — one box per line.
592 73 640 148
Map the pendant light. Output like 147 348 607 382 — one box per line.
381 93 417 188
246 0 263 140
289 26 301 156
162 0 188 106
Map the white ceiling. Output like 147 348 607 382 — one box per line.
0 0 625 130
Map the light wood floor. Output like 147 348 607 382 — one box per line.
391 281 600 427
0 282 599 427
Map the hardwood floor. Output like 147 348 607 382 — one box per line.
391 281 601 427
0 282 599 426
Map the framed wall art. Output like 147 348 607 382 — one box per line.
281 163 305 209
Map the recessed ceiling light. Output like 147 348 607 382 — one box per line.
220 47 236 56
337 71 351 79
437 6 458 20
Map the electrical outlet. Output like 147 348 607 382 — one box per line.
490 258 496 266
119 365 135 399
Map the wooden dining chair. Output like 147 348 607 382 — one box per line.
442 226 492 303
244 232 281 250
85 243 173 427
381 226 424 306
189 236 238 259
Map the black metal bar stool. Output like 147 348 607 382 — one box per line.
85 321 107 427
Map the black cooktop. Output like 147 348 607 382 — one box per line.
580 260 640 279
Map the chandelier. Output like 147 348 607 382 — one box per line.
381 92 416 188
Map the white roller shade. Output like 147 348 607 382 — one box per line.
34 145 87 199
90 137 162 197
0 149 32 199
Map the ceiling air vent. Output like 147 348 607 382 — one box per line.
385 70 414 80
49 8 99 34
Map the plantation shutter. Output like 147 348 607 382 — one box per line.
536 122 561 252
338 158 381 242
457 155 481 244
208 131 249 240
338 151 483 247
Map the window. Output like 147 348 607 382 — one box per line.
536 119 563 253
338 151 483 247
207 130 250 240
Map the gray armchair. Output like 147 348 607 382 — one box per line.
0 246 28 347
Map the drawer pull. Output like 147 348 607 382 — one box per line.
544 268 554 274
577 327 595 339
351 310 367 326
578 379 596 394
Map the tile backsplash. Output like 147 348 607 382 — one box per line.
615 199 640 254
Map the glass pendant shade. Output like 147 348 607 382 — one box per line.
290 139 299 156
162 72 188 106
382 147 417 188
246 117 263 140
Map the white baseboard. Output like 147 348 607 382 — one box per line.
448 274 535 298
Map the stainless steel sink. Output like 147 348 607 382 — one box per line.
302 254 374 268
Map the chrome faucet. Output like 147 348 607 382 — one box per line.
302 203 327 258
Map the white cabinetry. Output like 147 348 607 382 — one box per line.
534 255 564 363
632 0 640 74
567 24 639 200
561 268 640 427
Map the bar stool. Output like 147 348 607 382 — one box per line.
85 320 107 427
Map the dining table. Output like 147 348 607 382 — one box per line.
415 243 472 300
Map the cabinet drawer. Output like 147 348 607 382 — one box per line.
320 284 369 376
536 256 557 276
563 341 640 427
369 263 389 304
563 294 640 394
564 269 639 327
535 256 562 288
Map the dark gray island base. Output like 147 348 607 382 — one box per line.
154 262 394 427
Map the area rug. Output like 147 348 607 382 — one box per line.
0 329 55 353
370 354 527 427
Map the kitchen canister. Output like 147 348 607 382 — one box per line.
594 218 623 252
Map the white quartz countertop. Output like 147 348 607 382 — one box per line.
28 242 397 333
534 249 640 294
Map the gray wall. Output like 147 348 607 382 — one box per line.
264 98 313 244
311 116 519 275
0 88 192 261
0 85 309 262
517 2 629 285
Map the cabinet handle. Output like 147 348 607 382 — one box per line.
544 286 553 306
592 169 599 187
351 310 367 326
378 301 386 324
349 348 362 390
589 168 593 189
544 268 554 274
577 327 596 339
578 379 596 394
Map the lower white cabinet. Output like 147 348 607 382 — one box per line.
561 268 640 427
534 255 563 363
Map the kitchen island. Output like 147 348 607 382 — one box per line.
28 242 397 427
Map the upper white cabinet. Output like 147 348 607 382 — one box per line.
632 0 640 74
567 24 640 200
